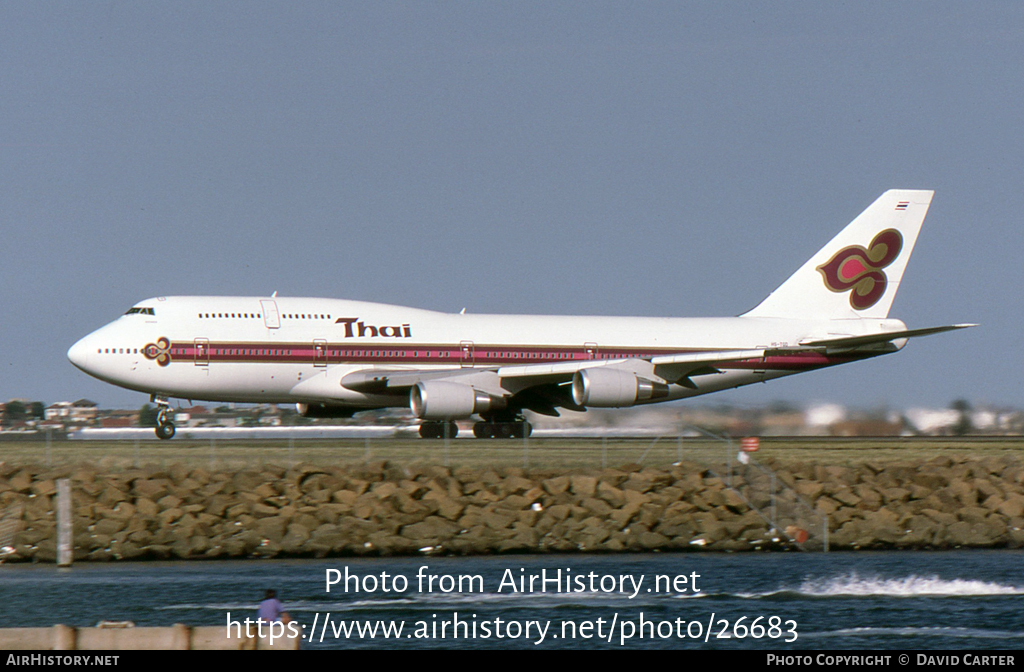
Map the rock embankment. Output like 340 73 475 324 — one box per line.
2 456 1023 561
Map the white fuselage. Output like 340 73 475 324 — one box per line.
68 296 902 409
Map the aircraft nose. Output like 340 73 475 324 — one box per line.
67 336 92 372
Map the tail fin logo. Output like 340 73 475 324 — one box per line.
816 229 903 310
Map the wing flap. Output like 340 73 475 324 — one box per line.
340 367 509 398
497 349 765 378
341 367 471 392
650 349 766 385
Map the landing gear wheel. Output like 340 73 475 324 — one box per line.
473 422 494 439
419 421 459 439
155 423 176 440
513 422 532 439
495 423 514 439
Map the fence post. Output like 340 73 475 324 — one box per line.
522 421 529 469
56 479 72 567
726 439 733 488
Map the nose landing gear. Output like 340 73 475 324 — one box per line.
155 421 176 440
153 397 176 440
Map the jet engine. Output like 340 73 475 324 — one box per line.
410 382 505 420
571 368 669 407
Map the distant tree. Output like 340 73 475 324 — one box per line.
951 399 973 436
28 402 45 419
138 404 159 427
2 401 26 426
766 400 799 414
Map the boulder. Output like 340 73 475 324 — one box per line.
542 476 570 496
997 495 1024 519
569 475 597 498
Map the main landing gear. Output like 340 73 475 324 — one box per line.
471 421 532 439
417 418 533 439
419 421 459 439
153 396 176 440
472 414 532 439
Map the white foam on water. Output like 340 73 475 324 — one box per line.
807 626 1024 640
797 573 1024 598
676 573 1024 600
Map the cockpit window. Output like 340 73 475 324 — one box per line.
124 307 155 315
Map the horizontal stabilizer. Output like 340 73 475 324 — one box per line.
799 324 976 349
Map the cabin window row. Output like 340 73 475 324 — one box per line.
196 313 332 320
95 347 646 359
199 313 262 319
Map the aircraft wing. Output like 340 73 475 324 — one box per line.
495 349 768 390
330 326 972 409
340 348 768 396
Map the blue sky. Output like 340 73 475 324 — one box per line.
1 2 1020 410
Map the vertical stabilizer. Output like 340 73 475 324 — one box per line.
742 189 933 320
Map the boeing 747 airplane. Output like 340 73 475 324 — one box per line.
68 190 972 439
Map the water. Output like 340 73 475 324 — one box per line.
3 551 1023 649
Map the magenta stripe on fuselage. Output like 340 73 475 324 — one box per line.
158 342 860 371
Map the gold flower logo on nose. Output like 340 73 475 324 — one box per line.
817 229 903 310
143 337 172 366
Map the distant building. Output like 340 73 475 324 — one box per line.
759 411 810 436
71 399 98 423
174 405 243 428
904 408 960 435
44 402 73 420
46 400 99 424
829 419 904 436
97 408 139 428
99 417 134 428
